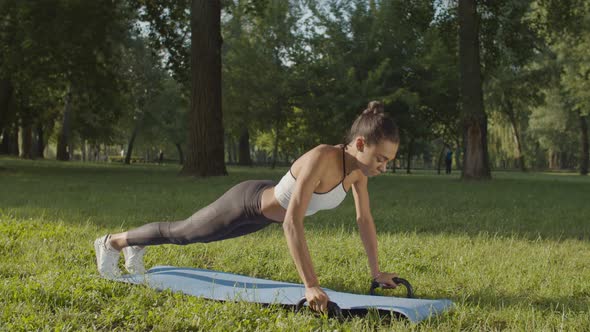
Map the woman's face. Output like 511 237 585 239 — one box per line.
355 138 399 177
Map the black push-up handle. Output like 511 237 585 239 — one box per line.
369 277 414 298
295 297 343 319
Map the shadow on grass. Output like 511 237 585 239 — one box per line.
459 290 589 313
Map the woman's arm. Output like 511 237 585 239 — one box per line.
352 175 398 287
357 215 380 278
283 148 330 311
283 214 318 287
352 176 380 277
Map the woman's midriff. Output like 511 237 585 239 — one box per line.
260 186 286 222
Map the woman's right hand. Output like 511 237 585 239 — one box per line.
305 286 329 312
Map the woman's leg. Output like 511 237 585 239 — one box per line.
122 180 277 247
108 180 278 250
96 180 277 276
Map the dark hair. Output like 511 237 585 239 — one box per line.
345 101 400 146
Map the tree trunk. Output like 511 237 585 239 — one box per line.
69 140 76 161
225 134 233 163
10 126 18 155
453 138 462 170
1 125 19 156
229 135 236 163
238 128 252 166
548 150 556 169
175 142 184 164
10 126 18 156
579 114 589 175
92 145 97 162
233 138 239 164
271 97 284 170
406 138 414 174
437 143 445 174
89 144 94 161
181 0 227 177
271 120 280 170
0 79 16 156
458 0 491 180
21 123 33 159
125 117 143 165
559 152 568 170
35 124 45 159
31 125 39 158
0 79 13 132
506 101 526 172
81 139 87 162
231 136 238 164
57 86 72 161
0 129 6 155
40 116 56 158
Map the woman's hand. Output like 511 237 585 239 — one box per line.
305 286 329 312
373 271 399 288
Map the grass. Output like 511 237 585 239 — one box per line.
1 157 589 331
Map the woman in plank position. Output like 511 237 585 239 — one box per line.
95 100 400 313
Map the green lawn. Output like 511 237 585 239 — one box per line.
1 157 589 331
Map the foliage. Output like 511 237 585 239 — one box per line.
2 0 589 171
129 0 192 86
0 0 134 155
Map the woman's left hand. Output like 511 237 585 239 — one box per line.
373 272 399 288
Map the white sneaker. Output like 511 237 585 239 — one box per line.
94 235 122 278
123 245 146 274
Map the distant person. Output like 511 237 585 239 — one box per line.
445 147 453 174
94 101 400 313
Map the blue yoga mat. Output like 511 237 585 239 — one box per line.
114 266 453 323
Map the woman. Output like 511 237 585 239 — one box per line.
95 101 400 313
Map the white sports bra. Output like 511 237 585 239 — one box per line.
274 146 348 216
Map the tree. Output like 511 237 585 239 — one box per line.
485 64 549 171
132 0 226 176
116 38 166 164
529 87 580 169
0 0 131 160
557 34 590 175
179 0 226 176
221 0 304 167
157 79 189 164
479 0 548 172
530 0 590 174
458 0 491 179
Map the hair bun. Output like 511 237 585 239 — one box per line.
362 101 384 115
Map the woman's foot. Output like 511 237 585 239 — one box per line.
94 234 122 278
122 246 146 274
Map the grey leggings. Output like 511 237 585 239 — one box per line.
125 180 279 246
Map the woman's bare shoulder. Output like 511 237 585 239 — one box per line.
306 144 342 160
291 144 341 175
